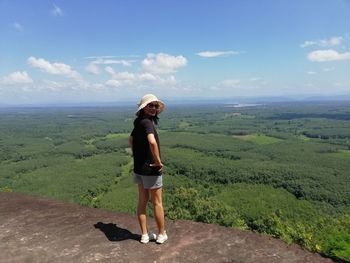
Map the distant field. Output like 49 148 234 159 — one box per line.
233 134 283 144
178 121 191 129
296 134 311 141
330 149 350 158
105 133 129 139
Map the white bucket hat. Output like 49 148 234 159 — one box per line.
136 94 165 115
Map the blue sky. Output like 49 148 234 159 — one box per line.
1 0 350 105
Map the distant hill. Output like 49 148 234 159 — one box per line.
1 95 350 108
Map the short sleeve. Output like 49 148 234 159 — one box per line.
140 118 155 135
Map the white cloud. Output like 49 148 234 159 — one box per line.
105 65 176 88
2 71 33 85
42 80 76 91
151 75 177 86
248 77 267 87
91 58 133 66
85 56 116 59
91 83 106 91
221 79 241 88
43 80 64 91
105 67 136 81
12 22 23 32
115 71 136 81
105 79 121 87
301 36 343 48
85 63 100 74
300 41 317 48
52 4 63 16
85 55 140 59
90 53 186 90
104 66 115 76
104 66 139 86
323 67 335 72
98 59 133 66
85 58 133 74
139 73 157 81
142 53 187 74
307 71 317 75
321 36 343 46
197 51 240 58
28 56 81 79
249 77 261 82
333 82 344 87
307 49 350 62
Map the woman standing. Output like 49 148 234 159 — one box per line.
129 94 168 244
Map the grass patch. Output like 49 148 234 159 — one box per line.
331 150 350 158
105 133 129 139
178 121 190 129
84 138 95 145
233 134 283 144
296 134 311 141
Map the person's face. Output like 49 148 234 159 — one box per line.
143 102 159 116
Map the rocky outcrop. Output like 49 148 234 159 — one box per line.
0 192 334 263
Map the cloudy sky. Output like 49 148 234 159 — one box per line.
1 0 350 105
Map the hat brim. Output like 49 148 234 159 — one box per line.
135 100 165 115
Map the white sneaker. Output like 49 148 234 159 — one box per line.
140 233 156 244
156 231 168 244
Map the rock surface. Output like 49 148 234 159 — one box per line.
0 192 335 263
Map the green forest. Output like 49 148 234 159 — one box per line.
1 101 350 262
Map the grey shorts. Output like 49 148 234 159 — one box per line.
133 173 163 189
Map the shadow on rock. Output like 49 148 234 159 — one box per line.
94 222 139 242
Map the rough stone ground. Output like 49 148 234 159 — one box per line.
0 192 336 263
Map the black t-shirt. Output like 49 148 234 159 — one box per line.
131 117 161 174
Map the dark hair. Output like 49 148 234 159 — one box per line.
134 109 159 125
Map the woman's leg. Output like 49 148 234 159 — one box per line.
137 184 149 234
150 187 165 234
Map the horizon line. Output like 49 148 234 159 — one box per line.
1 95 350 108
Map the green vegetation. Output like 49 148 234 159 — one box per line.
233 134 283 144
1 102 350 262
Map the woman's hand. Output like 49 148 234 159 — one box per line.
150 162 163 172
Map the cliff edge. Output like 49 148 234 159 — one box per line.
0 192 334 263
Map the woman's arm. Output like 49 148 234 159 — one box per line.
128 136 133 155
147 133 163 171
